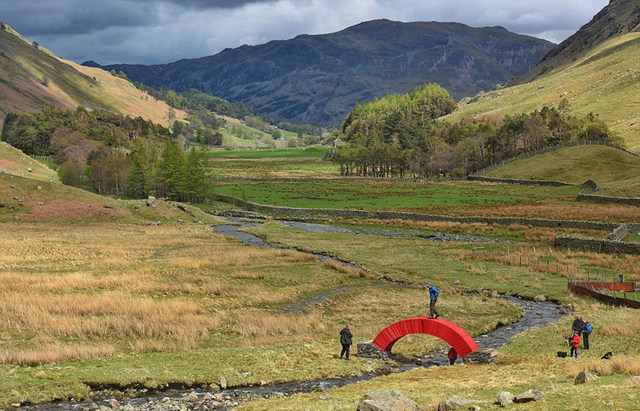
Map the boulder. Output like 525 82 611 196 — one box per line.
496 391 514 407
357 389 417 411
219 375 228 390
146 196 156 207
0 200 5 208
463 349 498 364
357 341 389 360
630 376 640 386
27 167 32 172
468 406 482 411
453 280 461 285
534 295 546 302
513 390 544 403
575 371 597 385
437 396 471 411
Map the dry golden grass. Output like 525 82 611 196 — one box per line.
0 291 218 339
232 272 265 280
322 259 373 278
1 344 115 366
567 356 640 378
600 321 640 338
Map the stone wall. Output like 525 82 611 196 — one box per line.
577 193 640 207
468 176 574 187
211 194 640 232
555 235 640 254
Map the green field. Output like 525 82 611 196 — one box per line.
213 180 581 209
207 147 329 159
485 145 640 197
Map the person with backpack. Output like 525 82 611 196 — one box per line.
572 315 584 336
448 347 458 366
570 330 581 359
339 325 353 360
582 320 593 350
427 282 440 319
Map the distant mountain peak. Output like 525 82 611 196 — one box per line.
98 20 554 126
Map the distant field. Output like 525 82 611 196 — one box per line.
447 33 640 151
485 145 640 197
206 147 335 178
207 147 329 159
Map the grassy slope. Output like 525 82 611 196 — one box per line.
207 147 328 159
0 25 185 130
447 33 640 151
485 145 640 197
0 142 58 182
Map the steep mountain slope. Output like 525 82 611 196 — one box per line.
518 0 640 83
98 20 555 126
0 24 183 131
448 32 640 151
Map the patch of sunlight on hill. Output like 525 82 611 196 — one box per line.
65 61 188 127
0 142 58 183
447 33 640 152
485 145 640 197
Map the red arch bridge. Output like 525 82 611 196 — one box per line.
373 318 479 356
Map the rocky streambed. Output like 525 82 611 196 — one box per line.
15 218 568 411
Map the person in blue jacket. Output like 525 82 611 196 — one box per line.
427 282 440 319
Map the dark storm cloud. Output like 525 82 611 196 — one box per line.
0 0 609 64
1 0 158 35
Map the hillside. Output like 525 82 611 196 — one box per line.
518 0 640 83
484 145 640 197
448 32 640 151
0 24 184 131
97 20 555 126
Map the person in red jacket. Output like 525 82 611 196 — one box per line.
448 347 458 366
570 330 581 359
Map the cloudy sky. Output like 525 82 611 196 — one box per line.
1 0 608 65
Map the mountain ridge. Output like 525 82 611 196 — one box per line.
96 19 555 126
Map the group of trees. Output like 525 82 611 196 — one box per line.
2 105 209 201
330 84 614 178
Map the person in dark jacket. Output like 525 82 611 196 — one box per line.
448 347 458 366
582 320 592 350
572 315 584 336
427 282 440 319
340 325 353 360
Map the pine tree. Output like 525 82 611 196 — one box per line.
127 145 148 198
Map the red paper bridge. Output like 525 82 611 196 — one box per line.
372 318 479 357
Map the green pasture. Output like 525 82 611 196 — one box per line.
207 147 329 159
212 180 581 210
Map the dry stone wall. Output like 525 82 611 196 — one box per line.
468 176 574 187
555 235 640 254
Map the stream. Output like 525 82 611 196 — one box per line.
17 218 568 411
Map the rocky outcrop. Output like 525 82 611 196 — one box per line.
496 391 514 407
513 390 544 403
462 349 498 364
575 371 598 385
357 389 417 411
357 341 389 360
437 396 473 411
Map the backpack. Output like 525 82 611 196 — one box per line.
557 351 567 358
584 323 593 334
601 351 613 360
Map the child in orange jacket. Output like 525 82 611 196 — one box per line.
570 330 581 359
